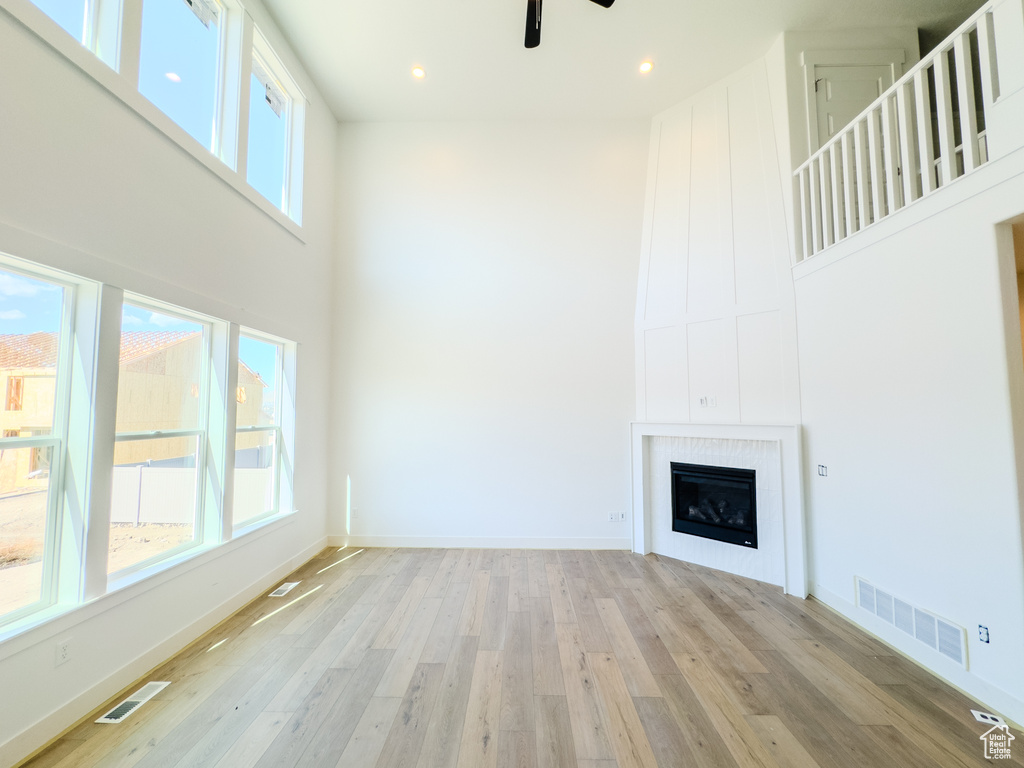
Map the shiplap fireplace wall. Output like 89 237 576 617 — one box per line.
631 423 808 597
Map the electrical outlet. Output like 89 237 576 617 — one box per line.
972 709 1005 726
979 625 990 643
608 511 617 522
817 464 828 477
55 639 70 667
699 396 708 407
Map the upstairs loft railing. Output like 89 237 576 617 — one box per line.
794 0 1024 262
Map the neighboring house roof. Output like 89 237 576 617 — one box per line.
0 331 264 383
0 332 58 368
118 330 197 364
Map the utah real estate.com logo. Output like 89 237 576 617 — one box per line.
980 724 1014 760
975 710 1015 760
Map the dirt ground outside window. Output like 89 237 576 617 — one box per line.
0 490 193 616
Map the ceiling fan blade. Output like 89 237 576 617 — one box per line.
588 0 614 7
525 0 541 48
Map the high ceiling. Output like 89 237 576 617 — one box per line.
261 0 985 122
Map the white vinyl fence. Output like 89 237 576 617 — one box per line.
111 466 272 525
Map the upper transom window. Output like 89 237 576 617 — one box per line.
138 0 223 150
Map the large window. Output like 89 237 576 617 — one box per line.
233 331 282 527
138 0 223 150
109 301 210 574
0 267 70 623
0 253 298 634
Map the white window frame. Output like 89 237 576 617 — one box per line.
0 256 80 627
129 0 237 155
87 0 122 68
107 296 220 580
12 0 122 68
232 327 294 531
0 252 301 639
245 27 305 223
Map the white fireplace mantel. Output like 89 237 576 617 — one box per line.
631 422 808 597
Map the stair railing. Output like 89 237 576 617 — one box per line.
793 0 1024 261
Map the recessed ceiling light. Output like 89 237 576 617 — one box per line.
639 61 653 74
412 66 425 79
165 72 181 82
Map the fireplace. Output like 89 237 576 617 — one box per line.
671 462 757 548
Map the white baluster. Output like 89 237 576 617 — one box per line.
881 95 902 212
896 81 919 203
914 68 936 195
978 11 1000 107
819 151 835 247
799 169 811 260
934 48 958 184
954 31 981 172
810 158 823 254
829 143 845 242
867 108 885 220
841 131 857 234
854 119 871 227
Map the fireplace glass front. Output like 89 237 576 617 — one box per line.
671 462 757 548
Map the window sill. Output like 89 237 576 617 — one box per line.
0 510 297 662
233 508 297 539
0 0 306 242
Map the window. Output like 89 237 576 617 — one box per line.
138 0 223 150
0 253 300 635
27 0 120 68
0 266 70 624
233 331 283 527
247 31 304 220
0 255 305 636
109 301 211 574
11 0 306 227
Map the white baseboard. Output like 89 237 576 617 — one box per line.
812 583 1024 729
5 536 327 768
326 535 632 550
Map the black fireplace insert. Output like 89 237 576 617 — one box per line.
671 462 757 548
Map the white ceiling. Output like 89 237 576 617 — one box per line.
261 0 985 122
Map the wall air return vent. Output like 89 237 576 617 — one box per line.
855 577 967 668
858 578 875 613
269 582 299 597
96 681 170 724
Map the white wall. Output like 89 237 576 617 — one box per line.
635 57 801 427
0 2 337 762
332 120 649 548
635 24 1024 723
794 150 1024 723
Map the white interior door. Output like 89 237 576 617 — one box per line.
814 65 893 146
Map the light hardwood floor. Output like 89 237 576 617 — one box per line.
19 548 1023 767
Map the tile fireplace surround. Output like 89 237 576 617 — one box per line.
631 423 807 597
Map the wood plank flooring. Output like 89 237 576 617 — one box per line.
20 548 1022 768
